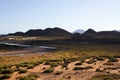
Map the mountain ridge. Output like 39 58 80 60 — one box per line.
9 27 72 37
8 27 120 38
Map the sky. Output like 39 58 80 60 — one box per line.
0 0 120 34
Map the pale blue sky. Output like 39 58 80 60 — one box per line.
0 0 120 34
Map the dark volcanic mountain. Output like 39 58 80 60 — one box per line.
96 31 120 38
84 28 96 35
83 29 120 38
9 27 72 37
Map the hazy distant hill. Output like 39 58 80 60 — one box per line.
73 29 85 34
9 27 72 37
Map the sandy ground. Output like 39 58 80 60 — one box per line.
5 57 120 80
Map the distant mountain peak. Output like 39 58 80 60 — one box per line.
84 28 96 35
73 29 85 34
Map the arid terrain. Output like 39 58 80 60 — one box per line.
0 39 120 80
0 28 120 80
8 57 120 80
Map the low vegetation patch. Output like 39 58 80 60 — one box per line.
86 59 96 64
18 69 28 74
75 62 82 65
27 65 34 69
96 57 105 61
73 66 93 70
1 69 14 74
104 67 118 70
50 62 59 67
0 74 11 79
95 68 103 72
18 74 39 80
108 57 118 62
103 62 114 65
43 67 54 73
91 74 120 80
54 71 63 75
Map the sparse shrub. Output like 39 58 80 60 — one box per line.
18 74 39 80
44 62 50 65
67 76 71 79
47 59 62 62
95 68 103 72
27 65 34 69
62 60 70 68
42 67 46 70
33 62 39 66
15 64 21 68
86 59 96 64
96 57 105 61
3 65 12 69
103 62 114 65
43 67 54 73
19 69 27 74
54 71 63 75
68 58 79 62
91 74 120 80
104 67 117 70
62 63 68 68
1 69 14 74
50 62 59 67
20 62 29 67
108 57 118 62
73 66 93 70
114 56 120 58
0 74 11 79
37 60 44 64
75 62 82 65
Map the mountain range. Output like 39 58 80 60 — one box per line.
8 27 120 38
9 27 71 37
